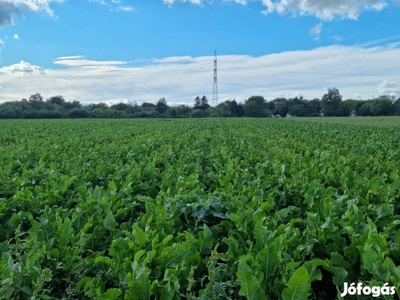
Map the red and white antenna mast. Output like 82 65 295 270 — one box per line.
213 50 218 106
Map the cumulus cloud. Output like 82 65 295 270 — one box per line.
261 0 388 20
0 0 63 27
13 33 19 40
0 1 21 26
378 78 400 95
0 60 46 75
1 44 400 104
163 0 394 20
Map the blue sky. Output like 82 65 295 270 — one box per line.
1 0 400 105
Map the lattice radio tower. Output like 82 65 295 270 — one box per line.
213 50 218 106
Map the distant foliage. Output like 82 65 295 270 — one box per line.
1 90 400 119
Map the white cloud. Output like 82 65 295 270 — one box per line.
116 6 133 11
53 56 128 67
163 0 393 20
0 60 46 75
378 78 400 95
0 1 21 26
56 55 85 60
1 44 400 104
0 0 64 27
261 0 389 20
309 23 322 40
152 56 195 64
163 0 204 6
223 0 247 4
90 0 134 12
333 35 344 42
17 0 64 16
13 34 19 40
89 0 107 5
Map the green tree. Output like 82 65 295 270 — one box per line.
110 102 130 111
193 96 209 110
191 109 209 118
342 99 359 116
358 100 373 116
394 98 400 115
88 103 108 111
321 88 343 116
212 100 244 117
29 93 45 110
370 95 394 116
155 97 169 114
272 98 288 117
308 98 321 116
287 96 309 117
243 96 268 117
200 96 210 110
64 100 82 110
193 96 201 109
176 105 191 117
29 93 43 103
170 108 177 117
66 108 89 118
141 102 155 108
47 95 66 107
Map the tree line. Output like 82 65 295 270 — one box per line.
1 88 400 119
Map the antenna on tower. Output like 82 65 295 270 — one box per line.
213 50 218 106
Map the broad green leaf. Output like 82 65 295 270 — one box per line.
256 234 278 283
132 224 147 248
197 224 213 256
236 260 267 300
99 288 122 300
282 266 310 300
104 211 116 230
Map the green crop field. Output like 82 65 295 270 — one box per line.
290 116 400 127
1 118 400 299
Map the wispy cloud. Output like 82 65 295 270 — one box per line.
116 6 133 11
53 56 128 67
1 44 400 104
309 23 322 40
163 0 204 6
359 34 400 47
90 0 134 11
333 35 344 42
152 56 195 64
